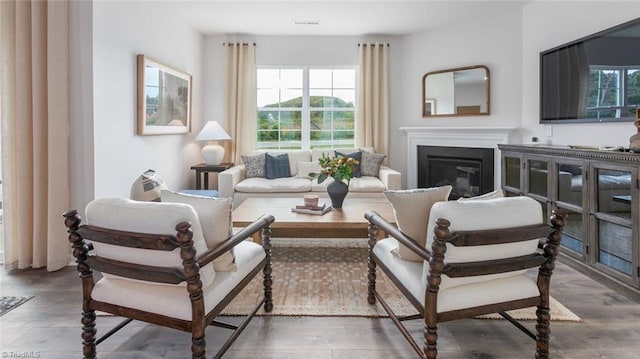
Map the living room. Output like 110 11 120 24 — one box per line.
3 1 640 358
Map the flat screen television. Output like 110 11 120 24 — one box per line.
540 18 640 124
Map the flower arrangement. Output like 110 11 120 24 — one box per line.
310 153 360 185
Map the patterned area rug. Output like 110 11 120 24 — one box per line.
222 238 581 321
0 296 33 317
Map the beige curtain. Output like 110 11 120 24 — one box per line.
356 42 390 157
0 0 71 270
225 42 257 164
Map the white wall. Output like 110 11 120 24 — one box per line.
391 6 524 185
521 1 640 147
91 1 204 199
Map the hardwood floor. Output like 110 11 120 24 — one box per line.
2 259 640 358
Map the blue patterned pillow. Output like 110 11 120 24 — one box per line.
265 153 291 179
335 150 362 178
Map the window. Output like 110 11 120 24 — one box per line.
587 66 640 119
256 68 356 150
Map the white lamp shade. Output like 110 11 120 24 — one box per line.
195 121 231 141
196 121 231 165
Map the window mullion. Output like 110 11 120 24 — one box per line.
301 68 310 149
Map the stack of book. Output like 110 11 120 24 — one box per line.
291 202 332 215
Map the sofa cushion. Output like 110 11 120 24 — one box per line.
360 151 386 177
311 147 374 162
335 150 362 177
241 153 266 178
161 190 236 272
265 153 291 179
265 150 311 176
384 186 452 262
296 161 322 179
236 177 312 193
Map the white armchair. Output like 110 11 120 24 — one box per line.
64 198 275 359
365 196 566 359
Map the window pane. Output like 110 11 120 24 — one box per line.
281 69 302 88
258 110 279 129
626 69 640 106
257 69 279 88
280 111 301 130
333 89 356 107
257 89 279 108
310 111 332 130
333 69 356 88
334 112 355 129
310 69 332 88
280 90 302 107
310 91 332 107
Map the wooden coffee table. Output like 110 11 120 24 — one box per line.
232 197 396 241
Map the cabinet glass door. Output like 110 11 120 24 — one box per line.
555 162 585 256
593 167 634 278
504 156 521 191
527 159 549 197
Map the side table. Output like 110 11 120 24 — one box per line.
190 163 233 190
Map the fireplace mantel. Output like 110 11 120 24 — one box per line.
400 127 518 189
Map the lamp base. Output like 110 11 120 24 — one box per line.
201 144 225 165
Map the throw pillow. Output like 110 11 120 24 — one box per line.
457 188 504 201
384 186 452 262
335 150 362 178
160 190 236 272
360 150 386 177
130 169 168 202
265 153 291 179
296 161 322 179
241 153 266 178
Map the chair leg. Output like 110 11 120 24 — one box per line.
535 305 551 358
81 309 97 359
262 226 274 312
367 223 377 305
425 323 438 359
191 335 206 359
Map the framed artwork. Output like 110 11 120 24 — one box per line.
137 55 192 135
424 99 436 116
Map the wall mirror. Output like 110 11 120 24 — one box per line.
422 65 490 117
137 54 192 135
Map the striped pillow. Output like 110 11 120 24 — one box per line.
130 169 168 202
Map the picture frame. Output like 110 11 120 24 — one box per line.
137 55 192 135
424 98 436 116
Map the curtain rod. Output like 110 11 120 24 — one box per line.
222 42 256 46
358 43 390 47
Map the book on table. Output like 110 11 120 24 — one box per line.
291 202 332 215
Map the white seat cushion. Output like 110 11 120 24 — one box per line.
85 198 215 287
235 177 311 193
422 196 543 290
374 238 540 313
91 240 265 321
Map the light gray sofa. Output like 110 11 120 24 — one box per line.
219 148 402 207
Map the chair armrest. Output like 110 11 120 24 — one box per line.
218 164 246 199
378 165 402 190
197 214 275 268
364 211 431 261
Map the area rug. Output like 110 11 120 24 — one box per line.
221 238 581 321
0 296 33 317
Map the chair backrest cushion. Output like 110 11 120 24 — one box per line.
422 196 543 288
384 186 453 262
161 190 236 271
85 198 215 287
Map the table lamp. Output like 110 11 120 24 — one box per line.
195 121 231 165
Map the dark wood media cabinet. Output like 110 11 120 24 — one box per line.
499 144 640 301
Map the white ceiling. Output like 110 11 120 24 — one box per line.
159 0 529 36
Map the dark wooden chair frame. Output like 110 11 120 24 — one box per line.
364 209 566 359
63 209 275 359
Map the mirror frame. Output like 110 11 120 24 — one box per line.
422 65 490 118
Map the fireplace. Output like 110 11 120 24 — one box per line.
417 145 494 199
